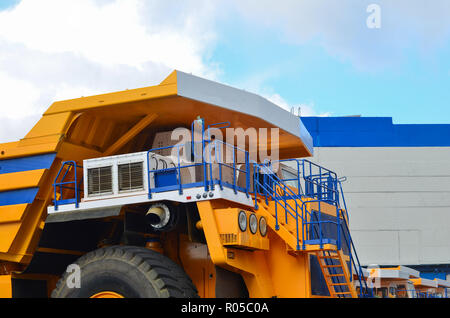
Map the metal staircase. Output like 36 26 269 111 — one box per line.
252 160 371 298
315 248 357 298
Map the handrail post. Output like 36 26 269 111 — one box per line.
337 207 341 250
178 146 184 195
209 140 214 190
54 183 58 211
302 205 305 250
253 163 258 210
233 146 237 194
245 151 250 197
318 200 323 249
296 160 301 196
147 151 152 199
274 192 279 230
73 162 79 208
199 119 208 193
219 141 223 190
264 171 268 205
295 199 300 250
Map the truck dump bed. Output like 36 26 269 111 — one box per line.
0 70 313 265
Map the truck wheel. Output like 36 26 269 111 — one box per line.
51 246 198 298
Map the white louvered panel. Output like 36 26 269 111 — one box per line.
118 162 144 192
87 166 113 196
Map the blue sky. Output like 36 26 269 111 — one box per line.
211 2 450 124
0 1 18 10
0 0 449 141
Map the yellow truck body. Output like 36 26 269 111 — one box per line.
0 70 367 298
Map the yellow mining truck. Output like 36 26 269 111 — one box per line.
363 266 419 298
0 70 370 298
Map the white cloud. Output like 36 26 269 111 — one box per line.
225 69 330 117
3 0 446 143
0 0 216 73
265 93 331 117
0 0 219 142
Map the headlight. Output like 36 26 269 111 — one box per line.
238 211 247 232
259 217 267 237
249 214 258 234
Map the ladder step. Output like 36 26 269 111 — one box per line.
335 292 352 295
326 274 345 277
320 256 339 259
331 283 348 286
324 265 343 268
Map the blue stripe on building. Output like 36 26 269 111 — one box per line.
301 117 450 147
0 188 40 206
298 117 314 154
0 153 56 174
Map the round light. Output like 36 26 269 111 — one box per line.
238 211 247 232
259 217 267 237
249 214 258 234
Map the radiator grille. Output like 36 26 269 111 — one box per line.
118 162 144 192
220 234 238 244
88 166 112 196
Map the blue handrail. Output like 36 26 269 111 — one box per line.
53 161 83 210
253 160 372 297
147 122 251 198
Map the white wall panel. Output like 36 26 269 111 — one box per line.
308 146 450 266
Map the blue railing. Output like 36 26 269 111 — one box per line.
53 161 83 211
253 160 372 297
147 139 251 198
147 143 209 198
253 163 306 250
254 161 341 245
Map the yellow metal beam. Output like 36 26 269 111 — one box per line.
0 170 47 192
0 142 58 160
103 113 158 156
0 275 12 298
44 81 178 116
57 141 102 161
0 204 30 224
36 247 84 256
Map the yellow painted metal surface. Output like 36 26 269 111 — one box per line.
0 275 12 298
195 194 355 298
90 291 124 298
0 203 39 261
0 204 30 224
196 199 340 298
0 70 318 297
0 169 47 191
214 208 270 251
178 236 217 298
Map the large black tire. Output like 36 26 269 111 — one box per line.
51 246 198 298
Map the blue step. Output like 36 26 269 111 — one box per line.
55 198 77 205
304 239 337 246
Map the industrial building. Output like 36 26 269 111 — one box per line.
302 116 450 280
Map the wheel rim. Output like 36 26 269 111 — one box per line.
90 291 124 298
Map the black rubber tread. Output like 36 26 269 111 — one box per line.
51 245 198 298
113 246 199 298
